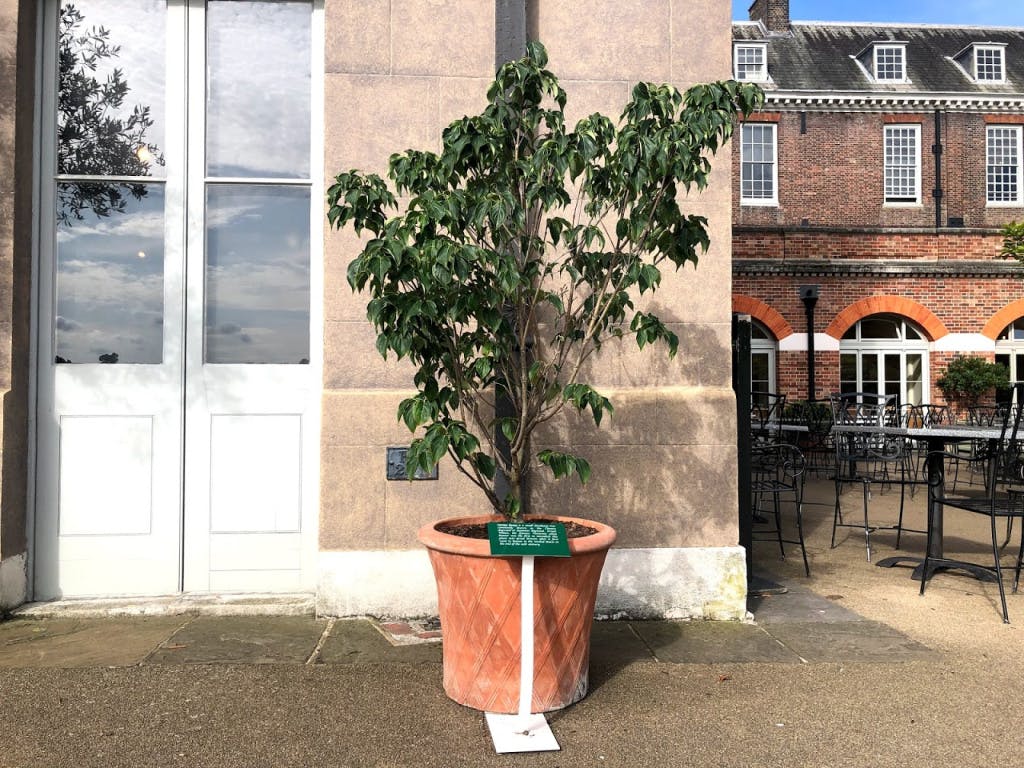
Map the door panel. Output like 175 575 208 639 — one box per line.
209 414 302 533
58 416 155 536
180 0 317 593
35 0 185 598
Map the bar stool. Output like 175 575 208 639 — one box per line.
751 442 810 576
829 392 918 561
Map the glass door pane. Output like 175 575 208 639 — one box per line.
57 0 167 179
840 353 858 393
884 353 902 402
55 183 165 363
204 185 310 363
205 0 311 177
862 354 879 395
203 0 312 365
905 353 923 405
55 0 169 365
751 351 770 395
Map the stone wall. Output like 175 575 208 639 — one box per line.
0 0 34 609
318 0 744 619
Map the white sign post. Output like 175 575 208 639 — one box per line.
484 555 560 753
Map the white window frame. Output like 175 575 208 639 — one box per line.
733 43 769 83
996 319 1024 404
740 122 778 207
840 316 929 407
873 44 907 82
986 125 1023 206
750 320 777 397
974 44 1006 83
883 124 921 206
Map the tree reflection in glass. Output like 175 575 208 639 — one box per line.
54 1 165 364
55 185 165 364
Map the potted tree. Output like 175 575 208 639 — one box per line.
326 42 761 713
936 355 1010 419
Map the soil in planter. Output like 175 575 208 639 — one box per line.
437 520 598 539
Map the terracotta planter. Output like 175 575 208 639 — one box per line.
418 513 616 714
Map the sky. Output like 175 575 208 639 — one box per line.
732 0 1024 27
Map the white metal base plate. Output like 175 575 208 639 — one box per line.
484 713 560 753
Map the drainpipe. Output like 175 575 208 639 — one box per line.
932 110 943 230
799 285 820 401
495 0 527 65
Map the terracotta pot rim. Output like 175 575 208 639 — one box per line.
417 513 616 557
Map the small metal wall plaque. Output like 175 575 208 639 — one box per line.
386 447 438 480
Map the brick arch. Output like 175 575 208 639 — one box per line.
824 296 948 342
732 295 793 340
982 298 1024 340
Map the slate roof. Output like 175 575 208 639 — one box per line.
733 21 1024 96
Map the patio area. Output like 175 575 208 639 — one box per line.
750 471 1024 656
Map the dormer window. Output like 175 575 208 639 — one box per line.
874 44 906 81
734 43 769 82
952 43 1007 84
855 42 909 83
976 46 1005 81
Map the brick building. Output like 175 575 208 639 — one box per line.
732 0 1024 412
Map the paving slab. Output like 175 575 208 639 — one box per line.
316 619 442 664
588 620 656 668
0 617 185 668
749 582 866 623
630 620 802 664
145 615 327 665
765 620 937 663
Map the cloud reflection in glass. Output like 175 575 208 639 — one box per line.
205 185 311 364
55 183 165 364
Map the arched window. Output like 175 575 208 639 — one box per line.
750 319 777 400
840 314 928 405
995 318 1024 400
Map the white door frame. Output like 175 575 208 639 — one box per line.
32 0 323 598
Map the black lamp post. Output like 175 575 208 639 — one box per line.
799 285 820 401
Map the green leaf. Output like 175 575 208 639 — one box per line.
498 417 518 442
474 452 497 480
538 449 591 485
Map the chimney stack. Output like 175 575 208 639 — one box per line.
748 0 790 33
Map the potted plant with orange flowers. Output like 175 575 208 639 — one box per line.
327 41 761 714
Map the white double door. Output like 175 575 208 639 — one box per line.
34 0 321 599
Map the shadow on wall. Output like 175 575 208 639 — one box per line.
1 388 30 609
529 310 738 553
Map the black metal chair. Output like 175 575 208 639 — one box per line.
789 399 834 478
902 404 954 493
922 392 1024 623
954 403 1015 492
830 392 919 561
751 442 810 576
751 392 786 446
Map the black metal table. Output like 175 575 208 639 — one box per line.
832 423 1004 582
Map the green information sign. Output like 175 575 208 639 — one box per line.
487 522 571 557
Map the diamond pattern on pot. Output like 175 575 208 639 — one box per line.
428 547 608 714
